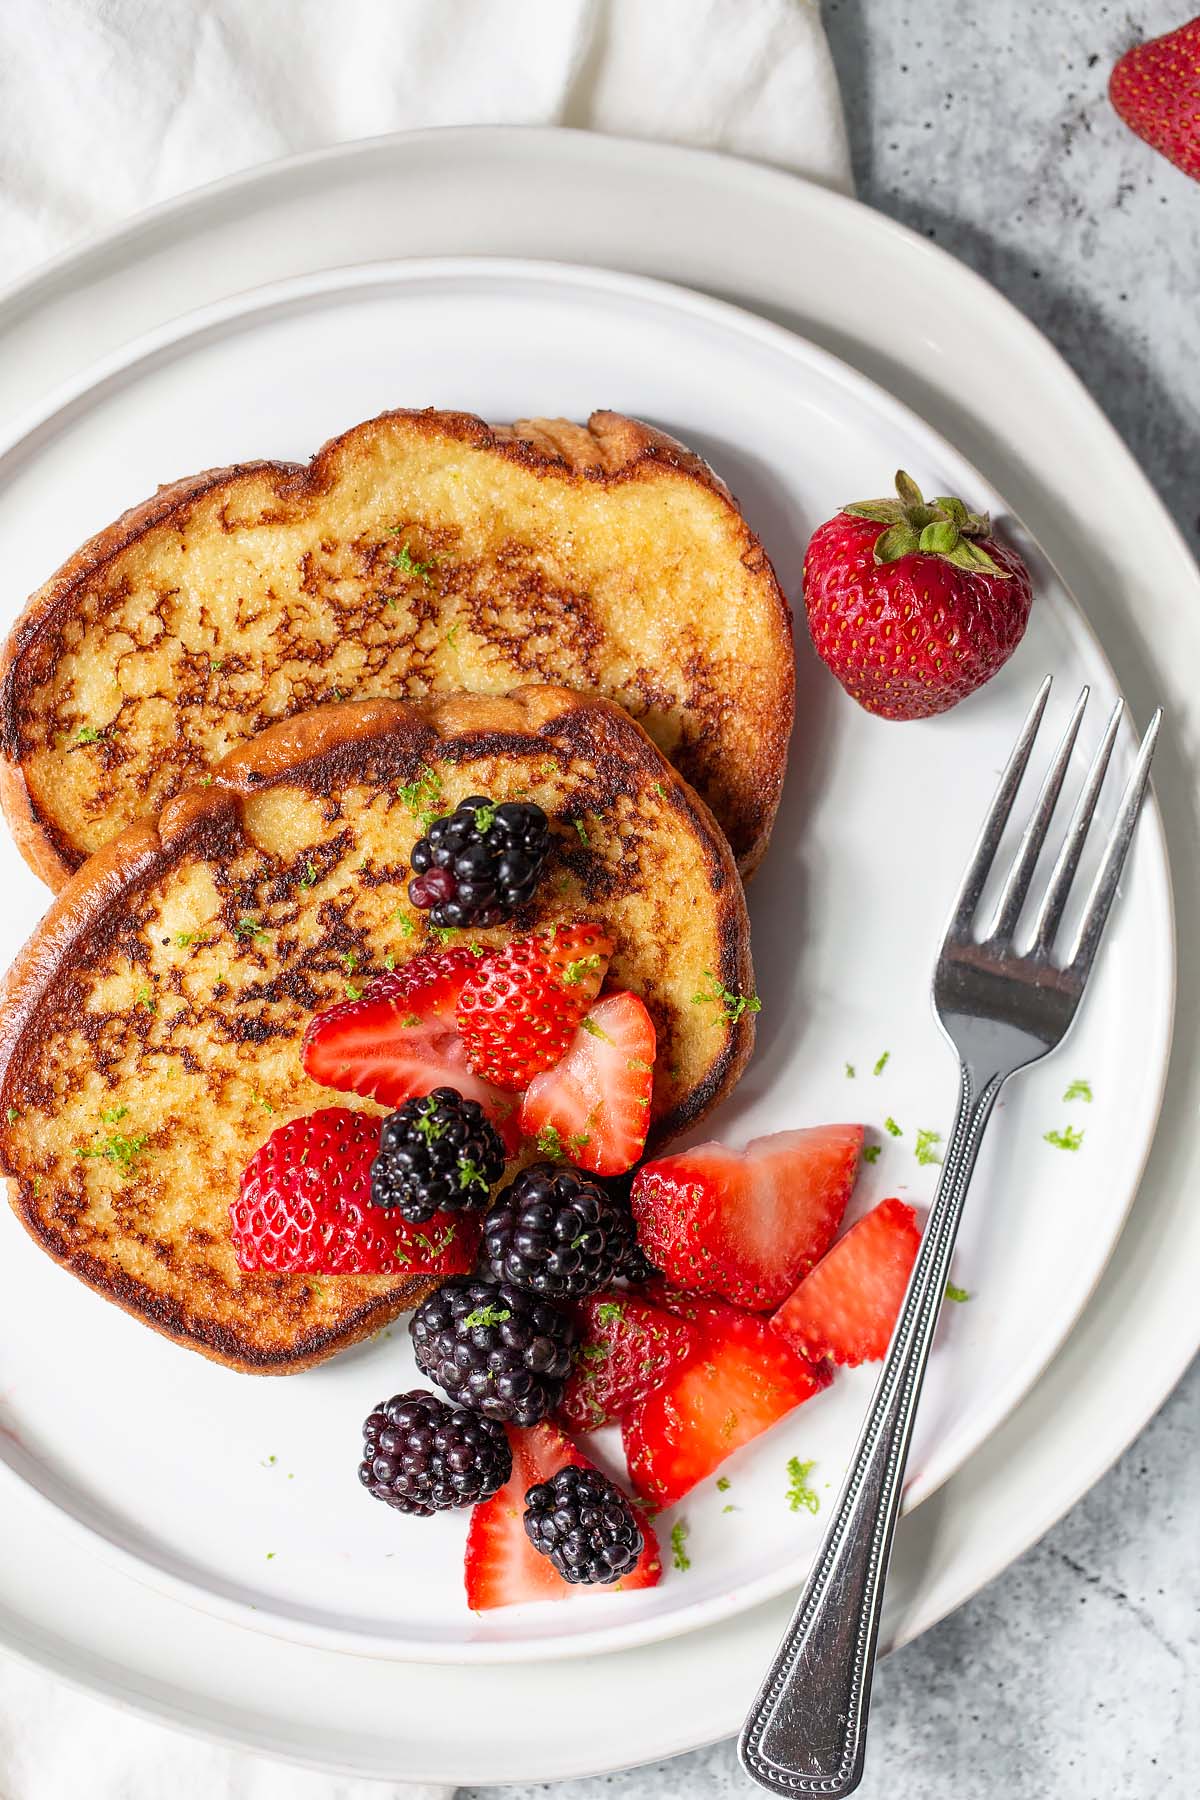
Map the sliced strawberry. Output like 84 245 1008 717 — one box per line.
772 1197 921 1367
230 1106 479 1276
558 1291 699 1432
464 1422 662 1610
630 1124 863 1309
456 923 613 1091
301 949 519 1149
520 990 656 1177
622 1306 830 1507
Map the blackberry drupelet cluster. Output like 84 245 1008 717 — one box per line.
370 1087 507 1223
358 1389 512 1516
481 1163 635 1300
408 795 551 928
523 1465 644 1584
619 1238 662 1286
410 1276 579 1425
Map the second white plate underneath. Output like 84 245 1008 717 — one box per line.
0 258 1173 1665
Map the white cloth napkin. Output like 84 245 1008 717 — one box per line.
0 2 848 1794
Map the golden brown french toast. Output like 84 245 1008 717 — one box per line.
0 687 754 1373
0 408 793 889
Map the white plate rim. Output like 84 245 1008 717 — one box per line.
0 126 1194 1783
0 250 1176 1665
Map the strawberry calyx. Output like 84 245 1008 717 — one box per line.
842 470 1010 578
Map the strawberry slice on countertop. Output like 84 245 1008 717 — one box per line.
301 948 520 1150
520 989 656 1177
622 1304 830 1508
456 922 613 1091
772 1197 922 1368
557 1289 699 1433
464 1422 662 1610
630 1124 863 1309
230 1106 478 1276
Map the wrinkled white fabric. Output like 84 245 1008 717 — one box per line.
0 1 847 1793
0 0 850 283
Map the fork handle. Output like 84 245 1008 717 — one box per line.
739 1063 1004 1798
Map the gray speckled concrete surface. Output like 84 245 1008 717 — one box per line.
460 5 1200 1798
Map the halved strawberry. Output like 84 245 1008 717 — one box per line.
520 990 655 1176
558 1290 699 1432
630 1124 863 1309
230 1106 479 1275
772 1197 921 1367
456 923 613 1091
622 1306 830 1508
464 1422 662 1610
301 949 519 1149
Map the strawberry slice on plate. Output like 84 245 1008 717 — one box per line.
630 1123 863 1309
301 948 519 1149
456 922 613 1091
465 1422 662 1609
772 1197 922 1367
558 1290 699 1432
622 1305 830 1508
230 1106 478 1276
520 989 656 1176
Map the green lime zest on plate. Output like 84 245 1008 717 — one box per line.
884 1116 902 1138
862 1143 882 1164
785 1456 820 1515
1063 1078 1093 1103
1045 1124 1084 1151
914 1127 943 1166
873 1050 890 1075
945 1282 970 1303
670 1519 691 1572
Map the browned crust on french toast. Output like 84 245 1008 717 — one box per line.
0 408 794 888
0 686 753 1372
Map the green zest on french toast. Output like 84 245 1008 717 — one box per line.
0 408 794 888
0 686 754 1372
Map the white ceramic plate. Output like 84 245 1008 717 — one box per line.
0 256 1173 1668
0 128 1195 1784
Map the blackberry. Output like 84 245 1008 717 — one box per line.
410 1276 579 1425
371 1087 507 1223
358 1389 511 1516
619 1238 662 1286
523 1465 644 1584
408 795 551 928
481 1163 635 1300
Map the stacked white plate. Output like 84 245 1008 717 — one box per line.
0 129 1194 1786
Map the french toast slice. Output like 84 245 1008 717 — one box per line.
0 686 755 1373
0 408 794 889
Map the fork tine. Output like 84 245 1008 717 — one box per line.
1030 697 1124 953
950 675 1052 935
988 685 1089 943
1066 708 1161 981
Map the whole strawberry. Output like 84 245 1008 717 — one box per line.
802 471 1032 720
231 1106 477 1276
1110 19 1200 182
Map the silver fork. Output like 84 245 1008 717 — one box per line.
739 676 1161 1799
